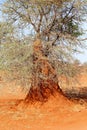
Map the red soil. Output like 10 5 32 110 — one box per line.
0 80 87 130
0 67 87 130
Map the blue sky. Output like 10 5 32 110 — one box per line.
75 22 87 63
0 0 5 4
0 0 87 63
75 50 87 63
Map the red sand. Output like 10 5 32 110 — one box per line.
0 72 87 130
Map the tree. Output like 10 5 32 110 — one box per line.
0 21 14 44
1 0 87 102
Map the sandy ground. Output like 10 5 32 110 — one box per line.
0 73 87 130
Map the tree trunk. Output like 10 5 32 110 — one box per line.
25 39 63 102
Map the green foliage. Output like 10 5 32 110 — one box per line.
66 21 83 37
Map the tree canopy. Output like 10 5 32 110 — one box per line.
0 0 87 101
2 0 87 61
0 0 87 76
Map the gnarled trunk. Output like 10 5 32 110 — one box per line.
25 39 63 102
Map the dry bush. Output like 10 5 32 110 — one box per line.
0 41 33 88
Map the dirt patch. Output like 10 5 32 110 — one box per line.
0 84 87 130
0 70 87 129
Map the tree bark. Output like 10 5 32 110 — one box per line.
25 39 63 102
